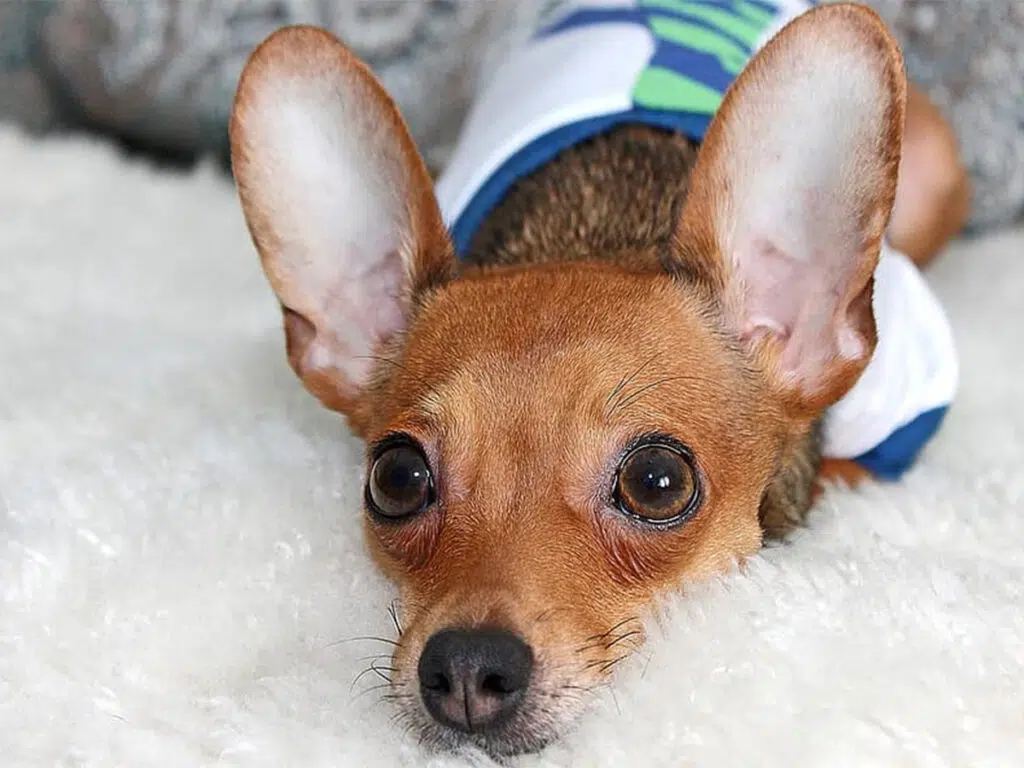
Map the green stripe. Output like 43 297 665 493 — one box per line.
736 1 774 26
632 66 724 114
640 0 764 46
648 16 750 74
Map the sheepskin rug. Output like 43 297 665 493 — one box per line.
1 127 1022 767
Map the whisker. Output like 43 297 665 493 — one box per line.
387 601 404 635
534 605 571 624
605 354 657 409
350 661 396 692
356 652 395 662
350 667 382 691
640 652 655 679
326 635 402 649
350 681 393 703
609 686 622 716
604 629 642 650
581 616 640 645
598 654 630 674
610 375 693 416
574 626 642 656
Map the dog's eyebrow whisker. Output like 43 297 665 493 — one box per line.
604 354 658 415
606 370 733 421
612 375 680 414
610 374 703 417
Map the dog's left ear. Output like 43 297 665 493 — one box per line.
678 4 907 415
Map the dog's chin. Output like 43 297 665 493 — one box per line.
397 683 589 760
415 720 555 762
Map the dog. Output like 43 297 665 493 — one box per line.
229 0 968 757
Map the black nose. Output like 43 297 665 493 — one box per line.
417 628 534 733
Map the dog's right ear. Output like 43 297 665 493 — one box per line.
230 25 454 420
677 4 906 416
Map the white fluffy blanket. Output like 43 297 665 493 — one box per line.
2 128 1021 767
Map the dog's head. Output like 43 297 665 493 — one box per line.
230 4 905 757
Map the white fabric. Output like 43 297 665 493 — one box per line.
435 0 814 224
434 10 653 222
1 125 1021 767
823 245 959 458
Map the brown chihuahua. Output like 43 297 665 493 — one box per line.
229 2 968 757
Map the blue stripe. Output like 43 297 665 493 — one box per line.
536 6 755 54
449 108 713 256
852 406 950 480
647 41 736 92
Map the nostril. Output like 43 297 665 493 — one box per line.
423 672 451 694
480 672 515 696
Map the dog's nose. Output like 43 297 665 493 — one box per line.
417 627 533 733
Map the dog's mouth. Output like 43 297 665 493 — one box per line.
388 623 628 758
405 691 564 759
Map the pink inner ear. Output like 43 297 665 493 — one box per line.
735 236 869 390
312 247 407 389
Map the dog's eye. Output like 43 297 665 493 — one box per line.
614 443 700 525
367 442 434 520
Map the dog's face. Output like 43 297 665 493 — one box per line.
230 4 905 757
359 264 783 753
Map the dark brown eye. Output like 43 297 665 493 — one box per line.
367 442 434 520
614 443 700 525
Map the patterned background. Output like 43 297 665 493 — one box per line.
0 0 1020 230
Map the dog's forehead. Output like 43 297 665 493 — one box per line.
406 263 714 368
380 264 772 471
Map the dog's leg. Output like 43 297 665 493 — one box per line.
814 458 872 499
887 84 971 268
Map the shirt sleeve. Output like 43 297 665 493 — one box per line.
821 243 959 479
